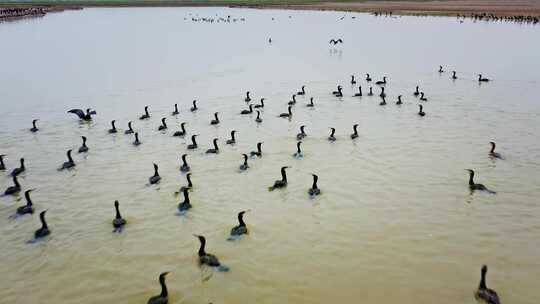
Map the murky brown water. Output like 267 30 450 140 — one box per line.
1 7 540 304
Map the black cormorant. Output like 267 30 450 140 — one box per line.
147 272 170 304
149 163 161 184
475 265 500 304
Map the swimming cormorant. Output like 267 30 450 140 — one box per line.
30 119 39 132
34 210 50 239
489 142 502 159
379 87 386 98
366 74 372 82
172 104 179 116
230 210 249 236
420 92 428 101
178 188 192 212
367 87 374 96
180 154 190 172
288 94 297 105
328 127 337 141
158 118 167 131
375 76 387 85
112 200 126 231
254 98 265 109
133 132 141 146
4 175 21 195
293 141 303 158
250 142 263 157
418 105 426 116
414 86 420 96
68 108 96 121
60 149 75 170
478 74 490 82
438 65 444 73
475 265 500 304
279 106 293 118
125 121 135 134
308 174 321 196
194 235 225 267
241 104 253 115
351 124 359 139
178 173 193 193
149 163 161 184
78 136 89 153
210 112 220 125
379 96 387 106
239 154 249 171
332 86 343 97
190 100 198 112
187 135 198 149
140 106 150 120
147 272 170 304
245 91 251 102
296 125 307 140
206 138 219 154
17 189 35 215
226 131 237 145
173 122 187 137
466 169 495 193
354 86 362 97
396 95 403 105
269 166 289 190
307 97 315 107
10 158 25 177
350 75 356 85
297 85 306 95
255 110 263 123
452 71 457 80
108 120 117 134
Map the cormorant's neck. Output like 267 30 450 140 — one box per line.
20 159 25 169
198 239 206 256
312 176 318 189
25 193 33 206
281 168 287 182
479 271 486 289
159 276 168 297
145 108 149 115
231 132 236 141
469 172 474 185
297 144 301 153
154 167 159 177
330 129 335 137
187 175 192 187
115 204 121 219
213 141 219 150
33 121 37 128
13 177 20 187
490 143 495 153
40 214 48 229
238 214 246 227
192 137 197 145
257 144 262 153
67 152 73 163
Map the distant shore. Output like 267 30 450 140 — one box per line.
2 1 540 21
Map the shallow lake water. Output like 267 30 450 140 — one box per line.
1 7 540 304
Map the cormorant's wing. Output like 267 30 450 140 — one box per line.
67 109 85 119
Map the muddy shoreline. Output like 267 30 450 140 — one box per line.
1 1 539 22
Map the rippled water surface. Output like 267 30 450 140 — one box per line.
1 7 540 304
